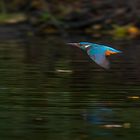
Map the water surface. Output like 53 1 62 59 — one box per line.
0 35 140 140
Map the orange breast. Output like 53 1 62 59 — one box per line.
105 50 117 56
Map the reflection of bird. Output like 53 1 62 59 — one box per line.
68 42 122 69
83 108 114 125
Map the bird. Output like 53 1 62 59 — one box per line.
68 42 122 69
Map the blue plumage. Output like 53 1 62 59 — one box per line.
68 42 122 69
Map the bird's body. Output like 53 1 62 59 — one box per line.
68 42 122 69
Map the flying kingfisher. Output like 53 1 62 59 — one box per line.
68 42 122 69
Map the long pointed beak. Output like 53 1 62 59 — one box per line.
67 43 80 47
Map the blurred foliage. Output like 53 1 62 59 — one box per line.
112 25 129 40
0 0 140 39
41 12 50 21
112 25 140 40
0 13 26 23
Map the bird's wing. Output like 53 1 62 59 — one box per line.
87 46 110 69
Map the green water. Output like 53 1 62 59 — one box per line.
0 36 140 140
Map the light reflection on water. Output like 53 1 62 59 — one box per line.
0 36 140 140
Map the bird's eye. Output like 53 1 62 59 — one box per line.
79 44 83 47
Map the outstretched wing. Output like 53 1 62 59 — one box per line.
87 46 110 69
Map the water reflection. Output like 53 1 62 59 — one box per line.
0 36 140 140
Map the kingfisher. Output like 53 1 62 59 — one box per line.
68 42 122 69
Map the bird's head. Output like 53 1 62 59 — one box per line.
67 42 92 50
